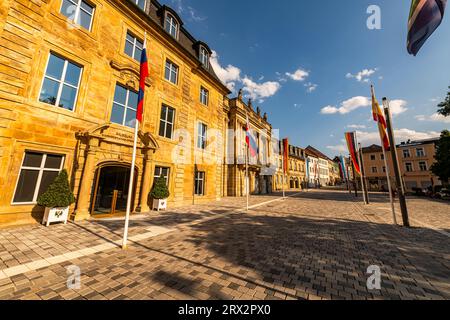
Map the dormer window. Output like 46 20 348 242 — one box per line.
199 47 209 68
132 0 146 11
165 13 179 39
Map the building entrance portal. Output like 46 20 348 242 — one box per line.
91 165 136 216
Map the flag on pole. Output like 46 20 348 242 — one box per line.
282 138 289 174
340 155 348 180
407 0 447 56
245 114 259 157
345 132 361 175
371 86 390 151
136 38 149 123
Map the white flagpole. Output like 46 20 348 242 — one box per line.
245 114 249 211
281 140 285 199
354 132 367 204
122 119 139 250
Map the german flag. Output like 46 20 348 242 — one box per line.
345 132 360 175
371 86 390 151
407 0 447 56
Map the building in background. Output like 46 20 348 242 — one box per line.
305 146 330 187
0 0 230 227
361 138 441 192
273 143 305 191
328 159 341 186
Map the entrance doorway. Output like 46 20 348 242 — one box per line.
91 165 136 216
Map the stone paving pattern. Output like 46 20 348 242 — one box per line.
0 190 449 300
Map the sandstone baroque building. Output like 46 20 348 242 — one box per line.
0 0 231 226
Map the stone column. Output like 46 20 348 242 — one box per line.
73 138 98 221
137 151 153 213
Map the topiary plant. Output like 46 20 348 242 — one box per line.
37 169 75 208
150 177 170 200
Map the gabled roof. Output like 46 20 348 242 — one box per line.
305 146 331 161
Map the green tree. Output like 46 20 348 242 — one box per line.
431 130 450 185
150 177 170 200
37 169 75 208
437 86 450 117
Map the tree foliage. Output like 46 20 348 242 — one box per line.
431 130 450 185
150 177 170 200
437 86 450 117
37 169 75 208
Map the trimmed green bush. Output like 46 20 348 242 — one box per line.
150 177 170 200
37 169 75 208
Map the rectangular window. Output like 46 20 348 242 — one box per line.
60 0 95 31
403 149 411 158
383 166 386 173
194 171 205 196
110 84 138 128
154 166 170 186
371 167 377 174
124 32 143 62
419 161 427 171
39 53 82 111
416 148 425 157
199 47 209 68
370 155 376 161
381 154 385 160
13 152 64 204
132 0 146 10
197 122 207 149
165 14 179 39
159 105 175 139
405 162 413 172
200 87 209 106
164 60 179 84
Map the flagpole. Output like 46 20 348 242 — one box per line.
382 147 397 225
281 140 285 198
122 120 139 250
246 135 249 211
354 132 367 204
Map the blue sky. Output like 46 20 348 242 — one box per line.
163 0 450 158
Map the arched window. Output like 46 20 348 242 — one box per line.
165 13 179 39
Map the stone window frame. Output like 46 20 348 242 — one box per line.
371 166 378 174
60 0 96 32
131 0 146 11
194 171 206 196
416 147 426 158
197 121 208 150
39 52 83 113
110 83 138 129
419 161 428 172
159 104 176 140
164 59 179 85
124 31 144 62
11 151 65 206
405 162 414 172
199 46 209 68
154 166 170 187
403 149 411 159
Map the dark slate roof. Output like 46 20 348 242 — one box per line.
305 146 331 161
127 0 230 94
361 144 383 153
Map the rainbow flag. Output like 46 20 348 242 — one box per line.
345 132 361 175
371 86 390 151
407 0 447 56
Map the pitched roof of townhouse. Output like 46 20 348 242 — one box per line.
305 146 331 161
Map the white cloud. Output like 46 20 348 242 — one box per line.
210 50 241 91
286 68 309 81
320 96 371 115
347 124 367 129
171 0 206 22
415 113 450 123
242 77 281 100
327 145 348 153
346 68 377 83
389 99 408 116
356 129 440 146
304 82 318 93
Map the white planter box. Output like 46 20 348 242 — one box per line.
152 199 167 211
42 207 69 227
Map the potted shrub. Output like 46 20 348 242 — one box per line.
37 169 75 226
150 177 170 211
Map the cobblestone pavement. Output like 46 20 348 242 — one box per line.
0 190 449 300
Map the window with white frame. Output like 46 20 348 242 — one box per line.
165 13 179 39
416 148 425 157
132 0 146 10
199 47 209 68
194 171 205 196
200 87 209 106
405 162 413 172
197 122 207 149
154 166 170 185
372 167 378 173
159 105 175 139
13 152 64 204
419 161 427 171
39 53 82 111
124 32 143 62
403 149 411 158
110 84 138 128
164 60 179 84
60 0 95 31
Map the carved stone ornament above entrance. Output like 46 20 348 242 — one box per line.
110 60 152 90
76 123 159 152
